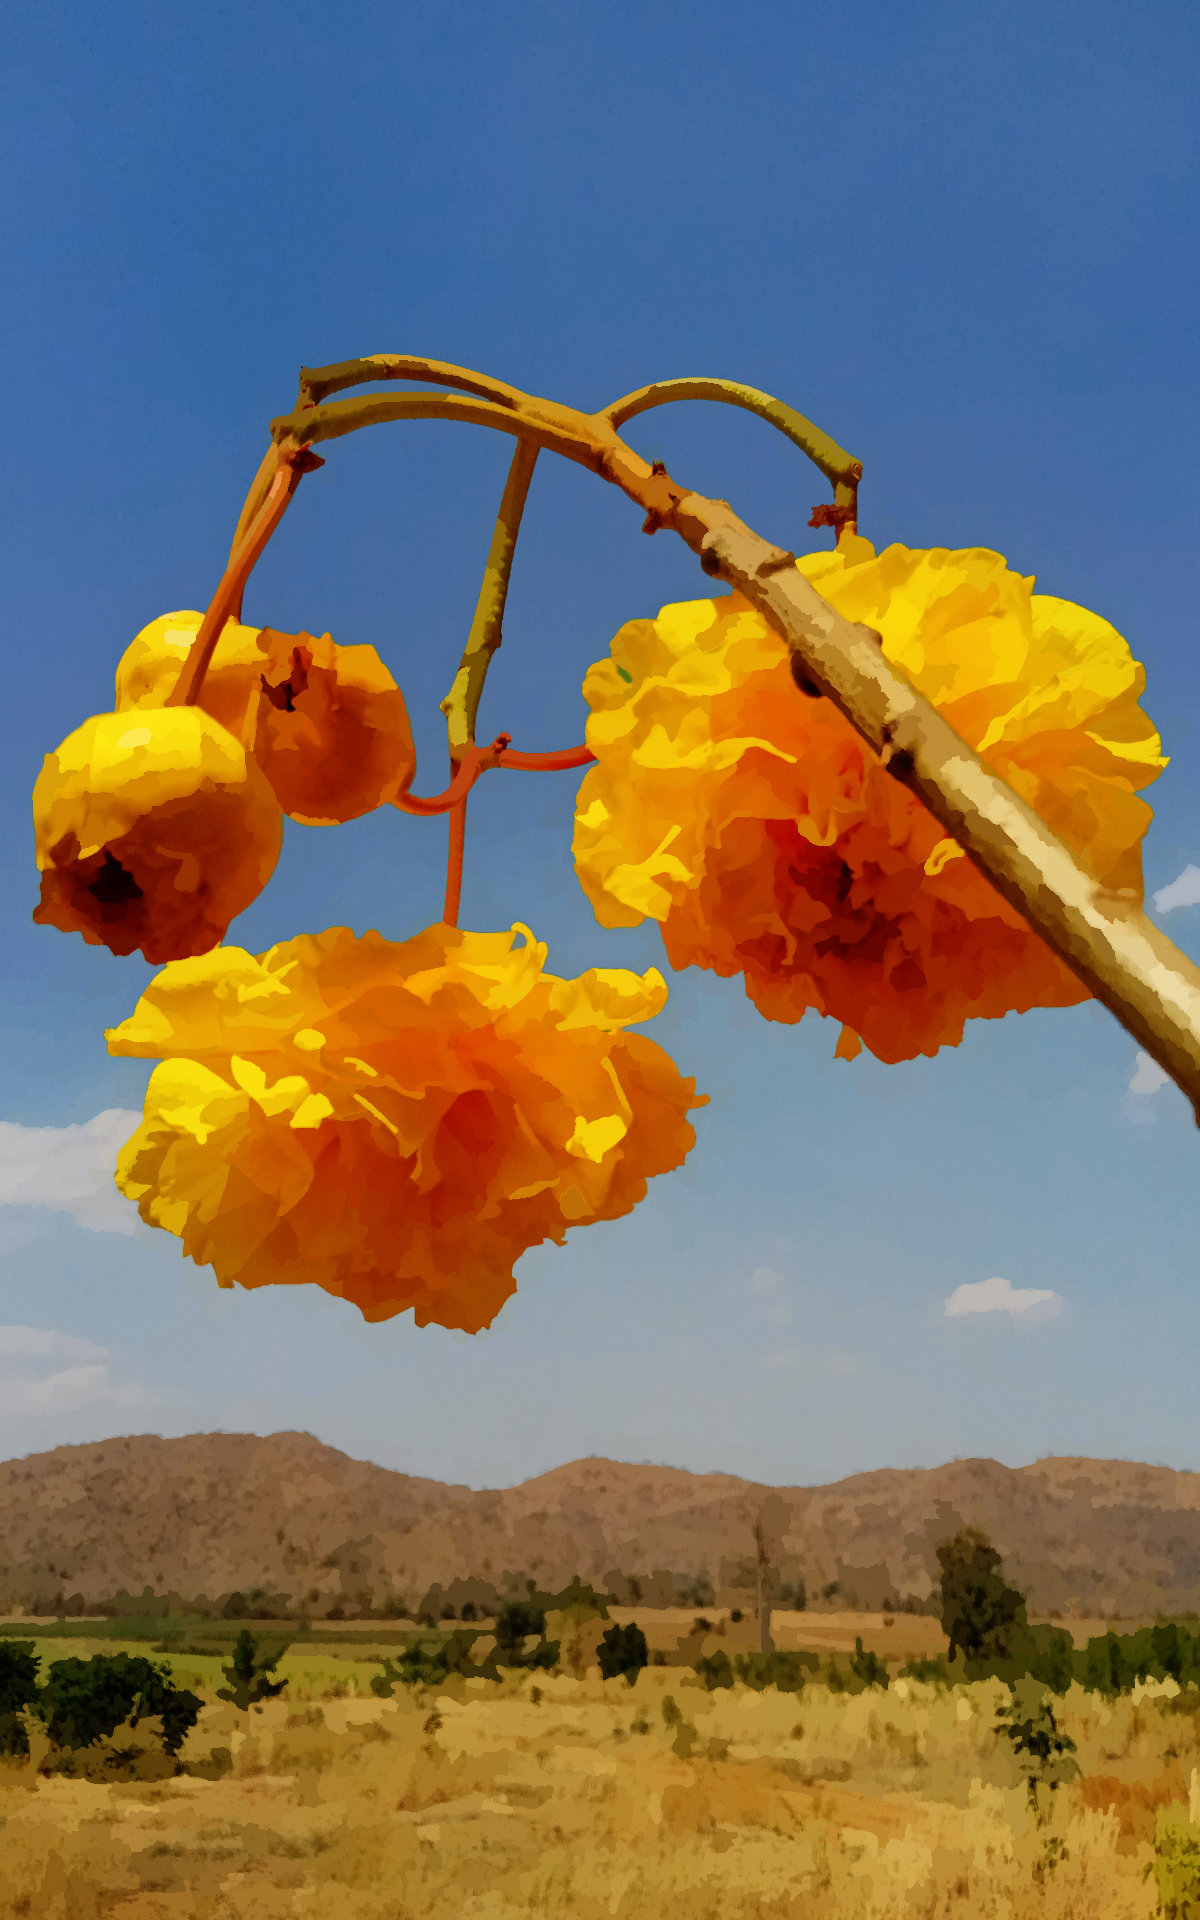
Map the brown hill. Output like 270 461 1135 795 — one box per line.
2 1432 1199 1618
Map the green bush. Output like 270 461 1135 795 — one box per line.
1155 1809 1200 1920
217 1629 290 1710
598 1622 648 1686
849 1636 890 1689
371 1628 501 1693
36 1653 202 1756
898 1656 952 1687
694 1649 734 1690
734 1649 819 1694
0 1641 40 1757
995 1678 1079 1819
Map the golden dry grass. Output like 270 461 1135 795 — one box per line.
3 1659 1199 1917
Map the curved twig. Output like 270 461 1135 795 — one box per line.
167 448 322 708
297 354 526 411
603 376 862 490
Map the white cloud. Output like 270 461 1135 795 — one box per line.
750 1265 780 1292
1153 865 1200 914
944 1276 1063 1322
0 1110 143 1235
1123 1051 1176 1125
762 1351 790 1371
0 1326 157 1420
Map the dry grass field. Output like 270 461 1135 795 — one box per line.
2 1615 1199 1918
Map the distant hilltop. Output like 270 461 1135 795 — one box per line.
2 1431 1198 1620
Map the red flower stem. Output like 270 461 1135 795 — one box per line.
443 791 467 928
495 743 595 772
167 448 321 708
394 738 594 816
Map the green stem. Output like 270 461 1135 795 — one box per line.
603 375 861 520
441 439 539 755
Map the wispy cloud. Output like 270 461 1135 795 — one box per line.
944 1276 1063 1322
0 1326 157 1419
0 1110 142 1235
1123 1051 1173 1125
1153 865 1200 914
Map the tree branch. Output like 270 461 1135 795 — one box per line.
604 376 862 490
441 438 540 755
260 357 1200 1117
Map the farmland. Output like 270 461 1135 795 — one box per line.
0 1610 1195 1916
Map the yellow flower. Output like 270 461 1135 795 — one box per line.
573 536 1166 1063
106 923 706 1330
115 613 416 823
115 611 266 745
33 708 282 963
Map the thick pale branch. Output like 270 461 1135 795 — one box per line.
674 503 1200 1121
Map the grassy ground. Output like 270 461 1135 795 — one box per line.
0 1644 1197 1916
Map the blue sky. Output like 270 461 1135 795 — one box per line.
2 0 1198 1489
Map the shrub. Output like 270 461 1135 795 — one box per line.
694 1649 734 1690
371 1628 500 1693
1155 1808 1200 1920
995 1678 1079 1819
0 1641 40 1757
898 1656 952 1687
598 1622 648 1686
849 1637 890 1690
36 1653 202 1756
217 1629 290 1710
735 1649 818 1693
492 1599 561 1670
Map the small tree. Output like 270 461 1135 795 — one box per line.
37 1654 202 1756
217 1630 290 1711
936 1527 1027 1674
597 1622 648 1686
849 1637 890 1690
995 1678 1079 1820
0 1642 41 1757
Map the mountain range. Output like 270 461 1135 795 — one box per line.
3 1431 1199 1618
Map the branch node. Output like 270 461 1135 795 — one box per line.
809 501 856 533
789 654 824 699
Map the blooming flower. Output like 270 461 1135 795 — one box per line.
33 707 283 963
115 613 416 824
572 536 1166 1063
107 922 705 1329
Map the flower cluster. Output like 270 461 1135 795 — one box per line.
572 537 1165 1063
116 612 416 825
107 923 706 1329
33 611 416 964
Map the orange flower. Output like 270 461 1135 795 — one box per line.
107 923 705 1330
33 707 282 963
252 629 416 825
115 613 416 823
573 537 1166 1064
